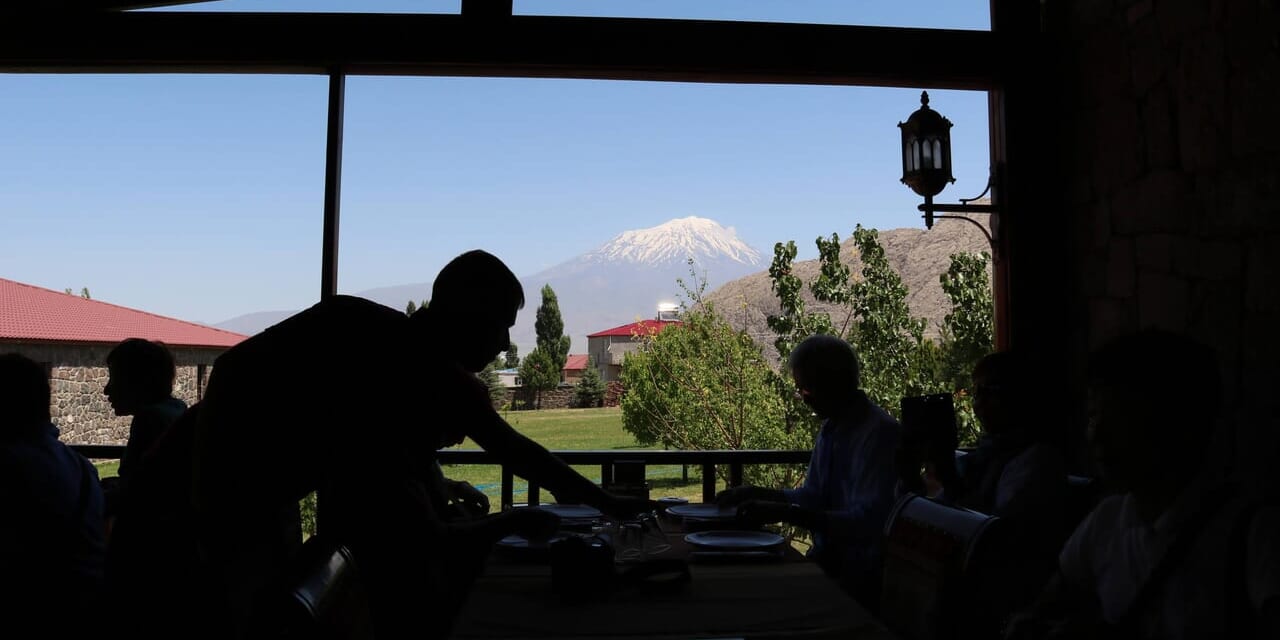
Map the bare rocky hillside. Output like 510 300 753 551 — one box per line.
704 218 992 366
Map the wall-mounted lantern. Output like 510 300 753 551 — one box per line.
898 91 998 249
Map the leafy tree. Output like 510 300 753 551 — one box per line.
939 252 995 444
534 284 571 374
518 347 559 409
517 284 571 410
768 226 957 420
846 225 941 413
477 357 507 407
621 271 802 488
504 342 520 369
573 357 605 408
765 240 833 437
65 287 91 299
405 300 417 315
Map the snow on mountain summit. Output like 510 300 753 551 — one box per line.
583 216 763 266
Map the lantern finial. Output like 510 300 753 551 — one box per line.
920 91 929 107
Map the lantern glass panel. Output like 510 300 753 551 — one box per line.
913 140 921 170
933 139 943 169
922 138 932 165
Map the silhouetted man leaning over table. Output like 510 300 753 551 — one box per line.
193 250 650 639
716 334 901 610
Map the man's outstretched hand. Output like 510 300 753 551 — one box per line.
735 500 792 526
445 479 491 518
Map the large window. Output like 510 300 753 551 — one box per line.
336 77 989 355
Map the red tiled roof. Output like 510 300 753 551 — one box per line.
587 319 681 338
0 277 247 348
563 354 589 371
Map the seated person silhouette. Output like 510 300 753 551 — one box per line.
716 334 901 608
193 250 649 639
1004 329 1280 639
0 353 106 631
905 353 1067 602
101 338 187 516
107 403 219 639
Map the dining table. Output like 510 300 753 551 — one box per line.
449 507 899 640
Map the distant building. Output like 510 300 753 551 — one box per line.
0 277 246 444
656 302 681 322
563 353 589 385
587 310 681 383
496 368 521 388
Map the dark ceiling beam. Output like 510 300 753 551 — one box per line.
0 12 998 89
26 0 217 10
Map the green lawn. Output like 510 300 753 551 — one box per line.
94 460 119 479
445 406 707 511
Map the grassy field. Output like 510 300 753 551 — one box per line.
96 460 120 479
94 407 709 510
446 406 707 511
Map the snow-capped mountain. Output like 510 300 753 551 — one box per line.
512 217 764 353
581 216 763 267
215 216 766 355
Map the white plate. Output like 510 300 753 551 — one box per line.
521 503 603 520
495 532 573 549
665 503 737 520
684 530 785 550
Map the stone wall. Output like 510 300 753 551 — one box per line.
508 385 576 411
1058 0 1280 488
0 341 224 444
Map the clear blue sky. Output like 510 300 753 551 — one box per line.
0 1 989 325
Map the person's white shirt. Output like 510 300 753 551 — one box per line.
1058 475 1280 638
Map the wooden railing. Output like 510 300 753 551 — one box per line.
72 445 812 509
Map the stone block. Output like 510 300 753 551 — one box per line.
1229 69 1280 160
1083 27 1133 100
1077 201 1113 251
1135 233 1174 270
1112 170 1195 234
1174 36 1230 170
1080 249 1109 296
1197 172 1266 235
1072 0 1118 30
1108 237 1138 297
1239 312 1280 408
1136 270 1191 329
1188 280 1243 361
1128 19 1164 95
1088 297 1137 347
1141 87 1177 169
1096 101 1144 189
1246 235 1280 313
1154 0 1208 45
1222 0 1273 69
1199 239 1245 281
1126 0 1153 25
1169 235 1203 277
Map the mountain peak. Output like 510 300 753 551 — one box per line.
584 216 763 267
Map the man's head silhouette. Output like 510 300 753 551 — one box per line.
105 338 176 416
788 334 861 419
0 353 51 434
1085 328 1221 493
415 250 524 373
